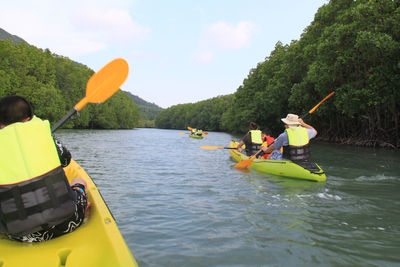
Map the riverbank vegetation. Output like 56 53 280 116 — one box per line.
156 0 400 148
0 38 139 129
155 95 233 131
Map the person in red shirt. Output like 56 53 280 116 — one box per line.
259 128 275 159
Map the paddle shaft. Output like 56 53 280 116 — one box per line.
51 108 77 133
301 91 335 119
200 146 236 150
50 58 129 133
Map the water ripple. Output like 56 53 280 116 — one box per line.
55 129 400 267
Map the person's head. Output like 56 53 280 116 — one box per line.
281 114 300 128
262 128 272 136
0 95 33 128
249 122 258 130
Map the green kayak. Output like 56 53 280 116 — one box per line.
229 141 326 182
189 133 204 139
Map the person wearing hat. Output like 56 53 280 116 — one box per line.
261 114 317 161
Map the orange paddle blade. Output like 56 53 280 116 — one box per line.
202 132 208 136
179 132 186 134
234 155 257 169
75 58 129 111
187 126 192 130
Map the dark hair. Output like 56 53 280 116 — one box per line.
0 95 33 126
249 122 258 130
262 128 272 136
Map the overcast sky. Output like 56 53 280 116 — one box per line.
1 0 327 108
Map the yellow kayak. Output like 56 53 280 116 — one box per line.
0 159 137 267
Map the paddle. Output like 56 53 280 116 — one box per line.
233 143 272 169
200 146 236 150
51 58 129 133
301 91 335 119
202 132 208 136
234 150 263 169
234 91 335 169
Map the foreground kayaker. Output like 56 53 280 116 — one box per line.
236 122 263 156
0 95 88 242
262 113 316 161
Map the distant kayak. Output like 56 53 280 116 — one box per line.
0 159 137 267
189 133 204 139
229 141 326 182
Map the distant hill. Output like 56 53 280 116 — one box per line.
124 91 161 109
0 28 26 44
1 27 164 128
124 91 163 127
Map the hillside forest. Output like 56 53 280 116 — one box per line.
155 0 400 148
0 37 141 129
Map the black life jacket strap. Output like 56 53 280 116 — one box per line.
0 167 72 223
283 144 311 161
11 187 27 220
3 194 71 222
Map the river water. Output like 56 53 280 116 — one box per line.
55 128 400 267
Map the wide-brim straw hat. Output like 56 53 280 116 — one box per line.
281 113 301 126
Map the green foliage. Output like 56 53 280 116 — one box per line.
124 91 163 128
155 95 233 131
156 0 400 148
0 38 140 129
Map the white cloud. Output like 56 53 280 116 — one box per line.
193 51 213 65
204 21 256 50
193 21 256 65
73 8 149 44
0 0 148 58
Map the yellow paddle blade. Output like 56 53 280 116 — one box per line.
234 155 256 169
179 132 186 134
75 58 129 111
200 146 225 149
187 126 192 130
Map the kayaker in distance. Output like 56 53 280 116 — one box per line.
0 95 89 242
262 113 317 161
236 122 263 156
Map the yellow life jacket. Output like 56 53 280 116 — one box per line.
282 127 311 161
0 116 75 235
245 130 262 156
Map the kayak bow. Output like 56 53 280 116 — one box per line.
0 159 137 267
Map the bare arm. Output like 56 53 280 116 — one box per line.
236 140 244 150
298 118 315 131
262 143 275 153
